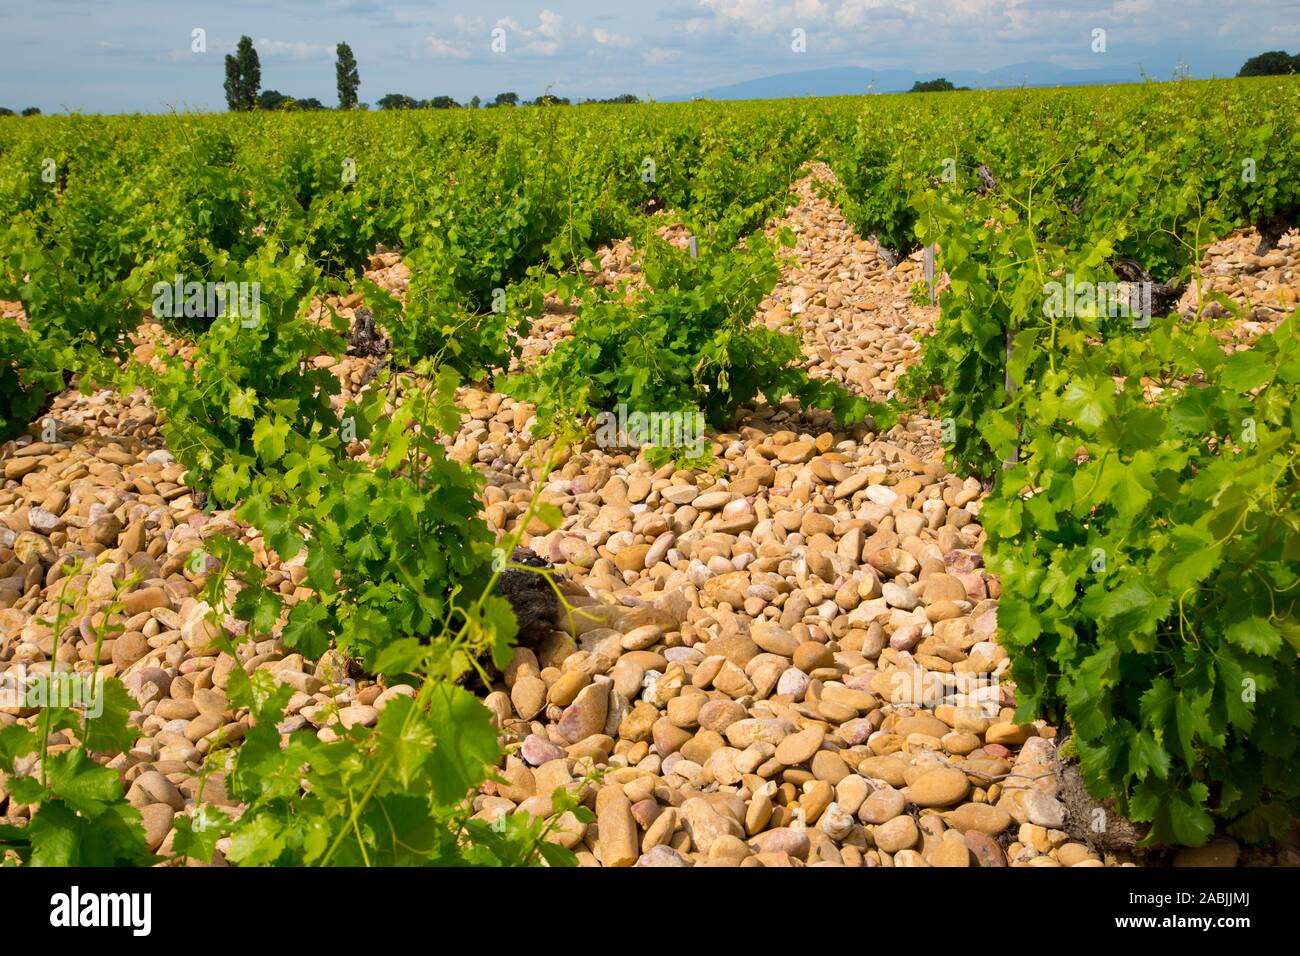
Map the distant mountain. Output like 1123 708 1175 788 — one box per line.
679 60 1192 100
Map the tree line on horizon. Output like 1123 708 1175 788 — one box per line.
906 78 972 93
1237 50 1300 77
3 44 1295 117
221 35 638 112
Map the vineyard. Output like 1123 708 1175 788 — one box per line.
0 76 1298 869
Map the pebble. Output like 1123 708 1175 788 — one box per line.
596 784 639 867
775 726 825 766
908 768 971 807
873 815 919 853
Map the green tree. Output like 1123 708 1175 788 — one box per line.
224 36 261 111
335 42 360 109
469 95 481 109
427 95 460 109
257 89 294 111
1238 50 1297 77
489 91 519 107
376 93 419 110
908 78 956 93
20 107 40 116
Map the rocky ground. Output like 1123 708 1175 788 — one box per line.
1 171 1297 867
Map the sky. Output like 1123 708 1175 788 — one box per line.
1 0 1297 113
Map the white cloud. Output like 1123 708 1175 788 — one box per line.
538 9 563 38
643 47 682 65
424 34 470 59
490 10 569 54
254 39 333 59
832 0 897 29
593 27 632 47
1111 0 1155 16
701 0 787 31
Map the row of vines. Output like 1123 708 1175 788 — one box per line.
0 77 1297 864
827 77 1300 844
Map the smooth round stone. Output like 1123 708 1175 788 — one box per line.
965 830 1007 867
908 767 970 807
943 802 1012 835
986 721 1035 745
664 646 703 665
859 786 906 824
520 734 564 767
748 827 810 860
692 491 733 511
1024 791 1067 828
139 803 175 851
894 714 949 739
873 814 919 853
881 582 919 610
511 675 547 720
941 731 981 755
858 755 909 787
811 749 851 784
1058 843 1099 866
931 832 972 867
636 845 688 867
775 726 825 766
837 718 874 746
776 667 810 700
620 625 662 651
792 642 834 673
819 801 855 841
751 623 801 658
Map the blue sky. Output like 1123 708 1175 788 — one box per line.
1 0 1297 112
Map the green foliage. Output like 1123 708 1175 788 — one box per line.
144 243 567 864
147 246 347 498
336 42 360 110
377 93 421 111
224 36 261 112
0 319 67 440
0 572 154 866
986 308 1300 846
909 78 968 93
1238 51 1298 78
843 77 1300 845
507 227 892 454
257 90 297 112
183 659 593 866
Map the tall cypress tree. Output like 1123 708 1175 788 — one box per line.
223 51 240 111
224 36 261 111
336 43 360 110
